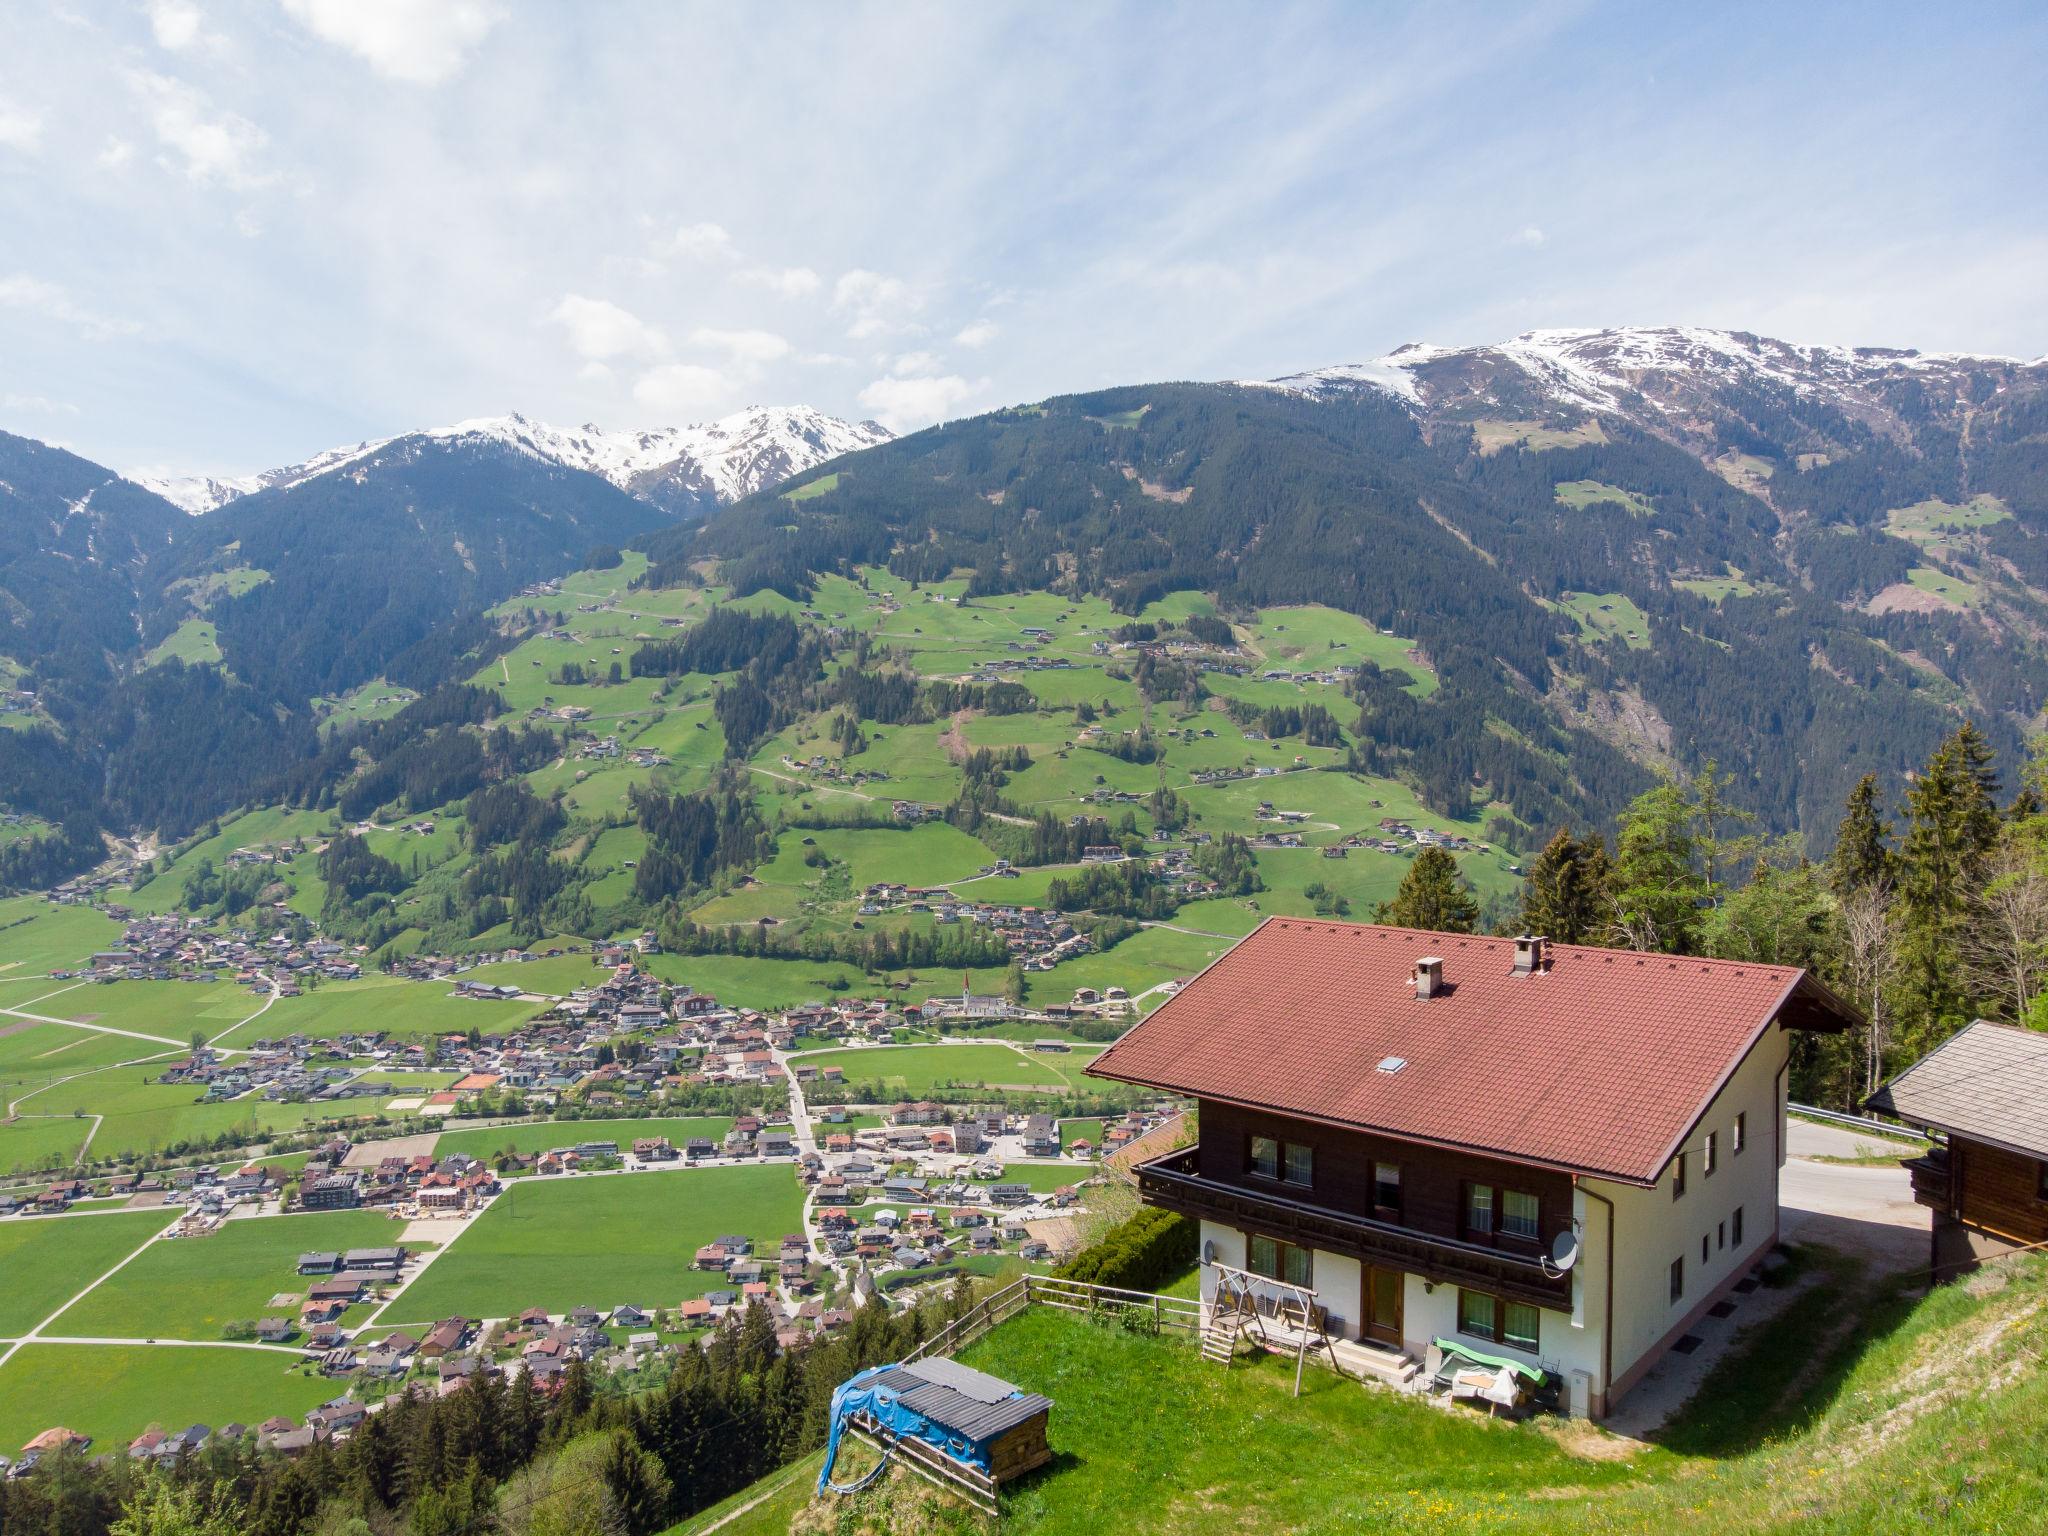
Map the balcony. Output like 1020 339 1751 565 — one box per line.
1135 1145 1571 1310
1905 1147 1951 1212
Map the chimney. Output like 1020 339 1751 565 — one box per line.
1413 956 1444 1000
1514 935 1548 975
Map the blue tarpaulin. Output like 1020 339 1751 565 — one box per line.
817 1361 1050 1494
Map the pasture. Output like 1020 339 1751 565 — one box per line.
788 1043 1103 1093
0 1344 334 1460
214 974 549 1048
0 1209 170 1336
0 898 125 976
432 1115 735 1164
1553 479 1655 517
1554 590 1653 649
385 1163 805 1321
49 1209 418 1341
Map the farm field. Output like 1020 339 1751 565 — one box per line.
0 1344 335 1460
0 897 125 976
16 1068 408 1164
0 1116 95 1177
788 1043 1104 1093
0 1209 171 1336
49 1209 420 1341
385 1163 805 1321
1554 590 1653 649
432 1115 735 1164
127 807 337 915
1553 479 1655 517
444 954 604 996
214 974 549 1048
1906 565 1982 608
644 953 1015 1013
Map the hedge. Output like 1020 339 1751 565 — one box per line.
1053 1206 1197 1293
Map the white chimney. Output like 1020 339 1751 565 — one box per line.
1514 935 1548 975
1413 956 1444 1000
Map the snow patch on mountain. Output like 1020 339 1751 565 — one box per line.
141 406 890 515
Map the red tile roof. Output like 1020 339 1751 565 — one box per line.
1085 919 1856 1186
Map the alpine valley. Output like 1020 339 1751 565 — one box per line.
3 325 2045 941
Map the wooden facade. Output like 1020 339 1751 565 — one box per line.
1912 1135 2048 1251
1140 1098 1573 1313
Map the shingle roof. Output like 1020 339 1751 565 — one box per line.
1867 1020 2048 1159
1085 919 1856 1186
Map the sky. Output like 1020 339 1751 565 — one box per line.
1 0 2045 480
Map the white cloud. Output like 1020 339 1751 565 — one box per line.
98 137 135 169
127 71 271 189
738 264 821 299
0 274 142 341
888 350 945 377
797 351 854 368
633 363 731 417
1509 224 1546 248
576 360 615 385
688 326 792 366
0 100 43 154
548 293 667 361
834 268 922 339
145 0 211 52
1 392 79 415
279 0 501 85
667 222 736 261
234 208 263 238
954 319 999 348
857 372 983 433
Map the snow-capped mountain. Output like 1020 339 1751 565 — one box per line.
1250 326 2048 453
141 405 890 517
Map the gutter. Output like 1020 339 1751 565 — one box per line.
1575 1176 1615 1416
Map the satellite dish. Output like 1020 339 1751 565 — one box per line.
1543 1230 1581 1277
1202 1238 1218 1264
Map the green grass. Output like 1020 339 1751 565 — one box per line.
0 1210 170 1336
386 1164 806 1321
1554 590 1653 649
0 1344 335 1458
784 472 839 501
786 1043 1101 1093
1905 565 1983 609
0 1116 96 1176
0 898 127 976
145 618 223 668
1554 479 1655 517
49 1210 419 1341
432 1116 735 1163
1884 494 2011 546
214 974 549 1048
1472 418 1608 455
1673 565 1762 603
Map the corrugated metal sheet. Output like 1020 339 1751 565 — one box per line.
909 1356 1024 1404
1869 1020 2048 1158
1086 919 1848 1185
896 1381 1051 1441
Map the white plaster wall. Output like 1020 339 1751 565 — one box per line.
1593 1025 1789 1391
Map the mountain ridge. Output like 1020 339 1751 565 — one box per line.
138 403 891 516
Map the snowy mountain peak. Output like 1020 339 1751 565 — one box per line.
138 405 890 515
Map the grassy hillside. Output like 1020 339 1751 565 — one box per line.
671 1254 2048 1535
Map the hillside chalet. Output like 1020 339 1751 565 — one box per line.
1867 1020 2048 1279
1086 919 1858 1419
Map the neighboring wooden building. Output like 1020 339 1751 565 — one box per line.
1086 919 1859 1418
1868 1020 2048 1279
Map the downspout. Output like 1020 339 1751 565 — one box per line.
1576 1176 1615 1417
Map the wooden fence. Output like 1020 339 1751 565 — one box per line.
901 1272 1204 1368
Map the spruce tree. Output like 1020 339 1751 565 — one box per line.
1375 846 1479 933
1831 773 1895 897
1517 829 1612 943
1608 777 1710 954
1897 723 2002 1041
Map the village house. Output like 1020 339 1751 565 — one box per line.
1868 1020 2048 1279
1086 919 1859 1419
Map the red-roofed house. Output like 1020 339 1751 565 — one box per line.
1086 920 1858 1419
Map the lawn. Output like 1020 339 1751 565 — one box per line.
0 1209 170 1336
386 1163 806 1321
0 1344 337 1457
432 1115 735 1163
49 1209 418 1341
788 1043 1098 1093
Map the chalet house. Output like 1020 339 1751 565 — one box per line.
1086 919 1857 1419
1868 1020 2048 1279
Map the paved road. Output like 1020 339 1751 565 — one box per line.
1785 1116 1921 1161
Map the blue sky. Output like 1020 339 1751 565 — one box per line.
1 0 2043 478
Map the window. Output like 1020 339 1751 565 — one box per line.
1248 1134 1313 1188
1733 1112 1747 1155
1249 1234 1311 1287
1372 1161 1402 1216
1672 1151 1688 1201
1458 1289 1497 1341
1669 1257 1684 1304
1503 1301 1540 1352
1718 1221 1726 1251
1464 1183 1495 1236
1502 1189 1541 1240
2036 1163 2048 1202
1701 1233 1710 1265
1250 1136 1280 1180
1733 1206 1744 1246
1704 1131 1717 1177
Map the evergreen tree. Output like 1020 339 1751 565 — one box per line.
1608 778 1710 954
1374 846 1478 933
1831 773 1895 897
1897 723 2002 1041
597 1433 671 1536
1516 829 1612 943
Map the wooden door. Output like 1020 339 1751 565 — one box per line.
1365 1265 1403 1347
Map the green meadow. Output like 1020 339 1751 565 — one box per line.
0 1344 336 1458
0 1209 171 1337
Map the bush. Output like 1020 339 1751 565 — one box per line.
1055 1206 1196 1293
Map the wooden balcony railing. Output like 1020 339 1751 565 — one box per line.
1135 1145 1571 1310
1905 1147 1952 1212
